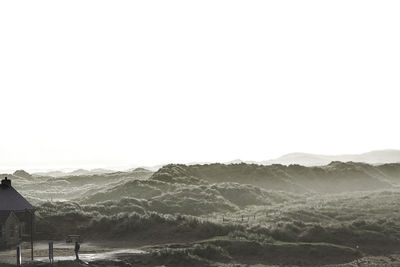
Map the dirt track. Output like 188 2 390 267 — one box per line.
0 241 146 265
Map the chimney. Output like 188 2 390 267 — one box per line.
1 177 11 188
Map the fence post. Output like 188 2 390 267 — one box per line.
31 210 34 261
16 245 21 267
49 241 54 265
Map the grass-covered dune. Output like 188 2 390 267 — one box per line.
34 202 367 265
32 188 400 265
80 181 296 214
6 162 400 265
11 162 400 205
7 168 153 202
35 203 243 244
34 189 400 252
151 162 400 193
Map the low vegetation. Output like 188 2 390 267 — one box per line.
5 162 400 265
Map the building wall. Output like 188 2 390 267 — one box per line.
0 224 6 247
0 212 21 247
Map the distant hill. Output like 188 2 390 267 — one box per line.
150 162 400 193
33 168 116 177
261 150 400 166
130 167 152 172
177 150 400 167
13 169 32 179
127 166 159 172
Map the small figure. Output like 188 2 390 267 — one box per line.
74 241 80 261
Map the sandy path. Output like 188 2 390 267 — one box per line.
0 241 146 264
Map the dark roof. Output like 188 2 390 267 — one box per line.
0 186 34 211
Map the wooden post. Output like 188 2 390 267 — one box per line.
17 245 21 267
49 241 54 265
31 210 34 261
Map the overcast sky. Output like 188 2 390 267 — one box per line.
0 1 399 172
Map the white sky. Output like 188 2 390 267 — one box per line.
0 1 399 172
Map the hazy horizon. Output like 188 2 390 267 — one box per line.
1 148 400 174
